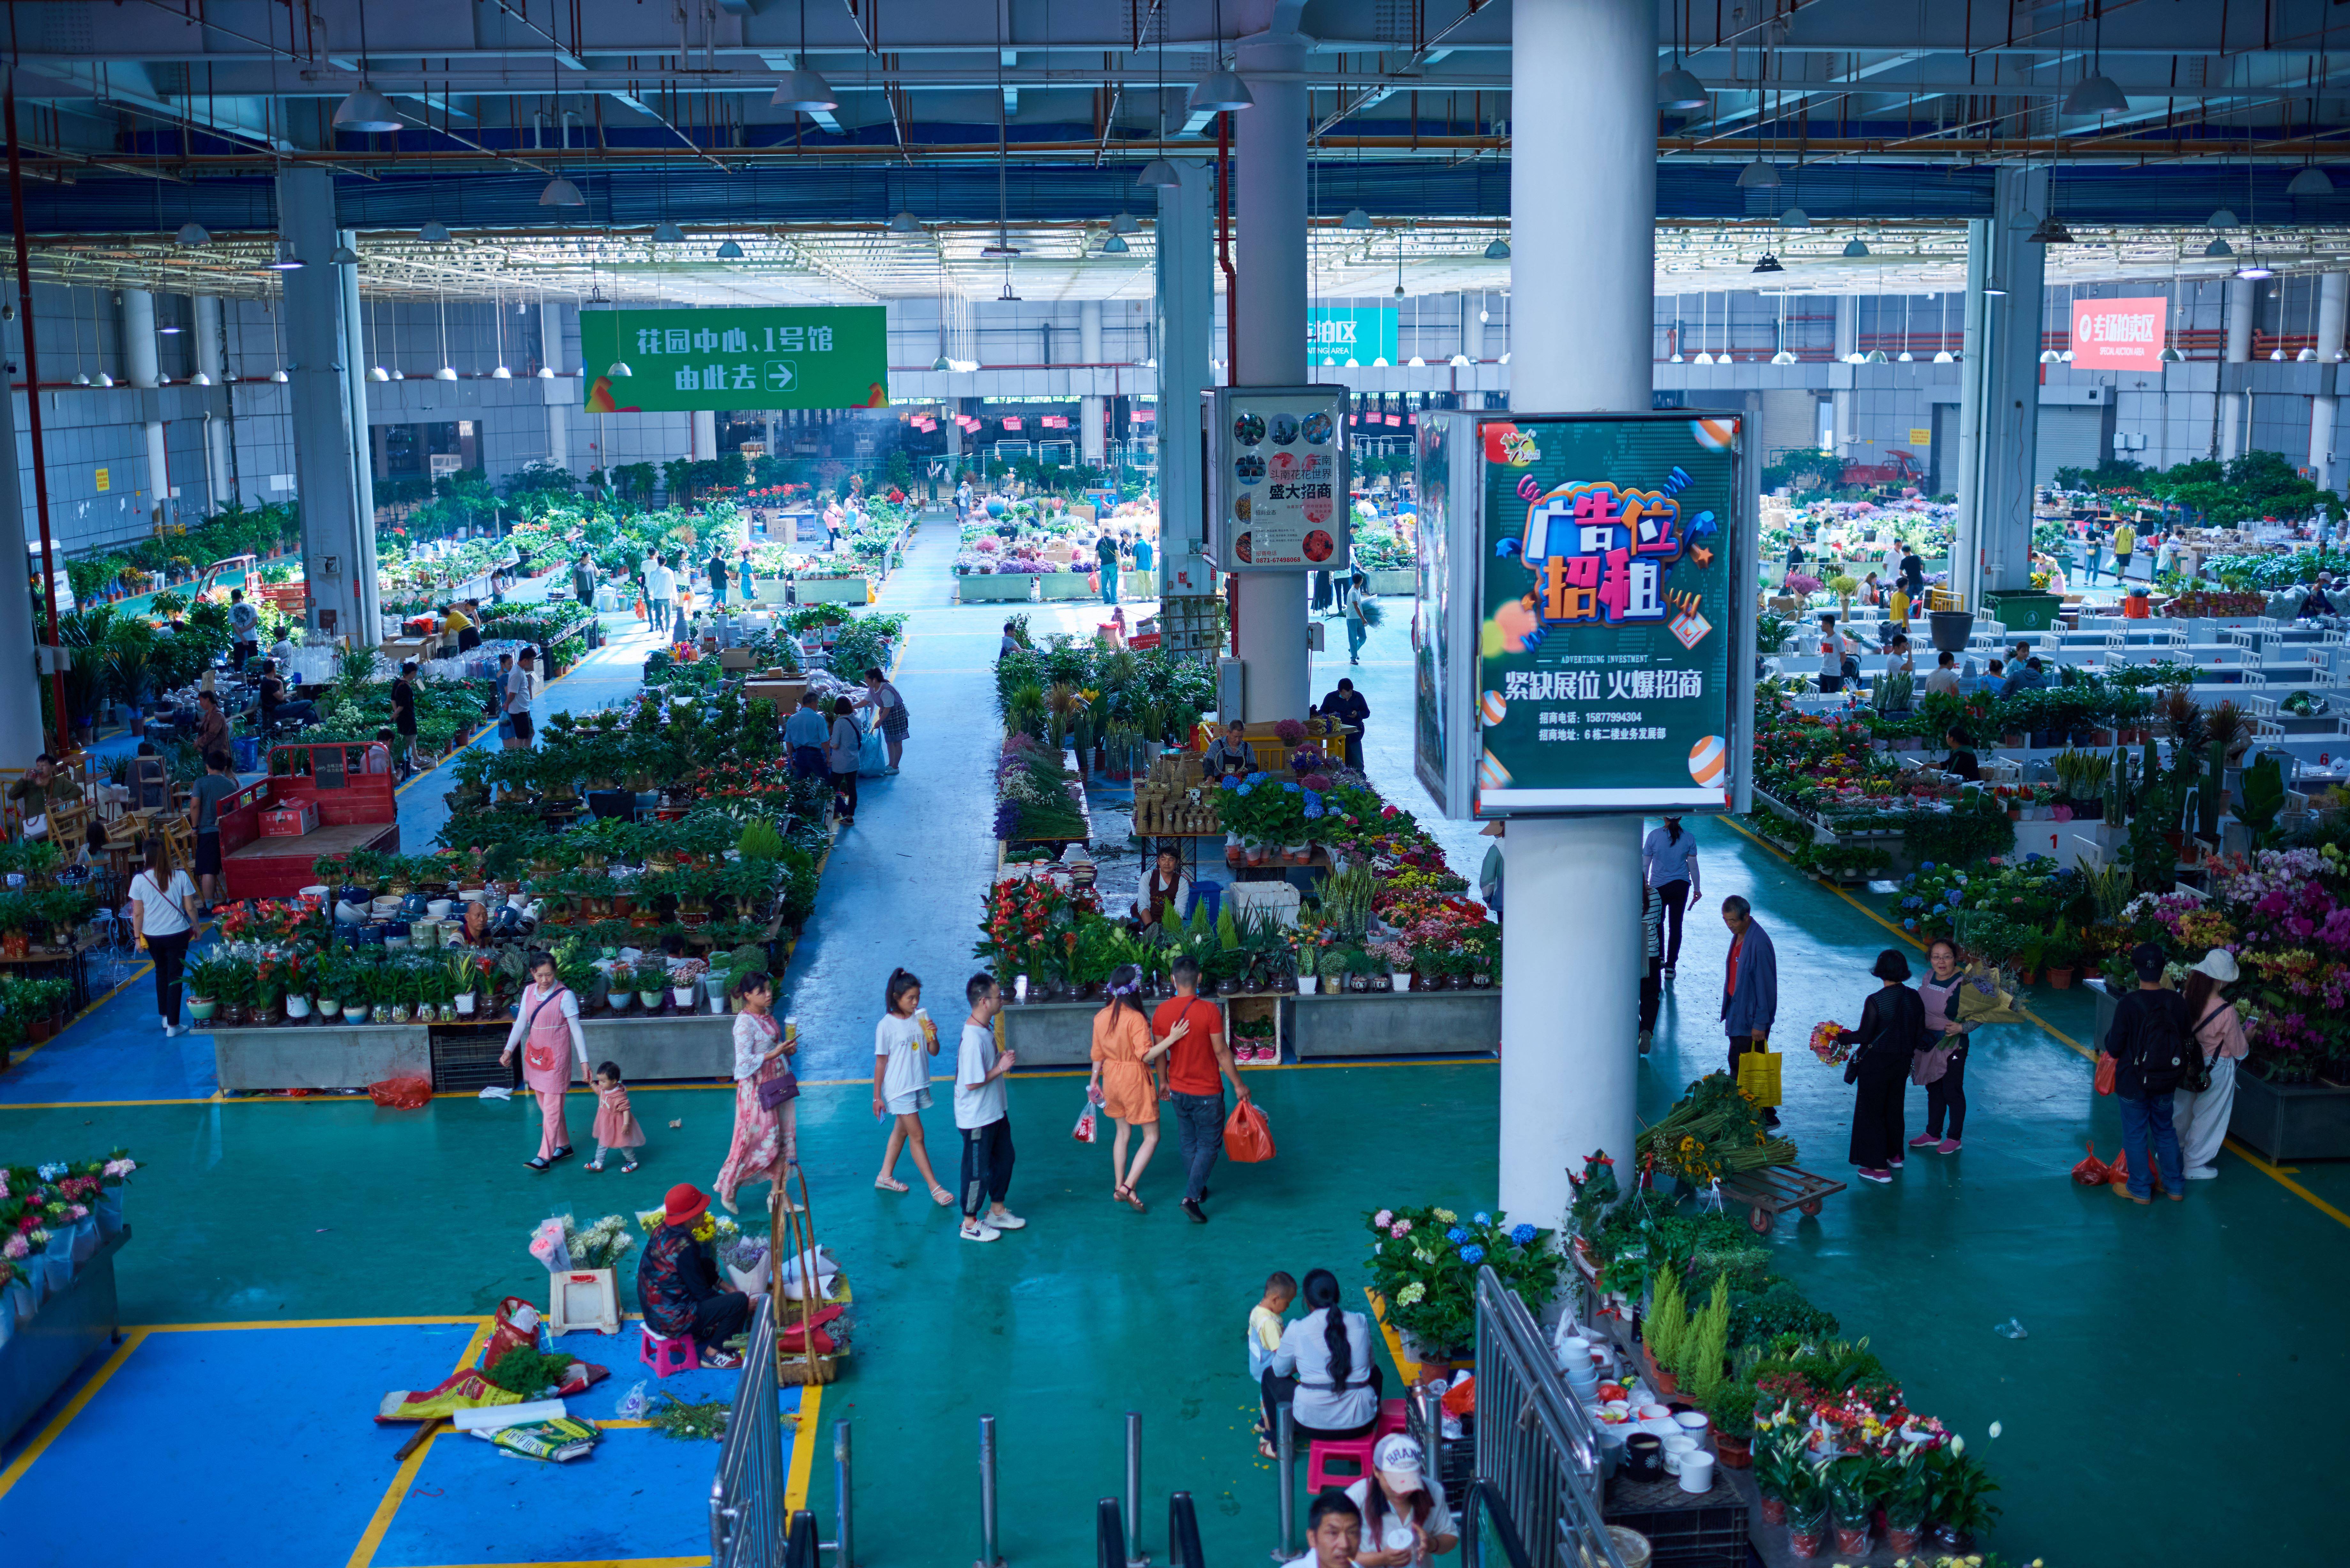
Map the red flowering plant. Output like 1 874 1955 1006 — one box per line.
217 900 324 947
974 876 1098 982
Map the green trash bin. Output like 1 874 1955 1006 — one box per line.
1982 590 2064 633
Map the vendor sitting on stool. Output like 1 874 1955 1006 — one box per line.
1202 720 1255 778
1132 842 1217 932
636 1182 748 1369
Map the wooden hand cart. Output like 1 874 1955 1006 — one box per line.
1719 1164 1846 1234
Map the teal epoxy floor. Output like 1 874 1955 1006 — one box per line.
0 531 2342 1568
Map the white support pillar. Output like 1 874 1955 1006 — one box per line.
1157 159 1216 597
540 299 571 473
0 389 46 769
276 168 376 644
1953 167 2047 608
692 409 717 462
1232 31 1310 723
1079 299 1106 467
120 290 159 387
2312 275 2346 489
336 246 382 632
1464 294 1486 363
1832 297 1859 453
2220 276 2255 461
194 296 232 509
1497 0 1654 1230
142 420 170 527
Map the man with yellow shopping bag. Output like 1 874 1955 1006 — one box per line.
1719 897 1780 1127
1735 1043 1783 1108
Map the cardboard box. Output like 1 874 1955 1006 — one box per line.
259 801 319 838
719 648 755 671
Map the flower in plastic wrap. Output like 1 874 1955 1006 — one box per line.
1953 964 2028 1027
1808 1019 1854 1065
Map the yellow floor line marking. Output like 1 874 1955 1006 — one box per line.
1363 1286 1422 1386
139 1314 493 1331
1722 815 2350 1232
785 1379 824 1515
391 1559 709 1568
0 1327 150 1502
346 1317 494 1568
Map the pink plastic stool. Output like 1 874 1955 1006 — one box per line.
1306 1434 1379 1492
640 1324 701 1377
1375 1399 1409 1436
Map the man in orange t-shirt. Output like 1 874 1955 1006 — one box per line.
1152 955 1251 1223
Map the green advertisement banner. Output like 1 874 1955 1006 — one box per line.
580 306 890 414
1472 414 1746 814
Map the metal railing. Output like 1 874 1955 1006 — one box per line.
1461 1478 1535 1568
710 1296 786 1568
1167 1492 1203 1568
1470 1267 1624 1568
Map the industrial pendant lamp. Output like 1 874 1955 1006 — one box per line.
433 285 459 379
1751 253 1784 275
1692 292 1713 364
331 4 403 132
1843 237 1869 258
1778 207 1811 228
1341 207 1371 230
773 0 839 110
2026 215 2074 245
1102 234 1130 254
1736 159 1780 189
491 291 512 378
540 176 586 207
1190 0 1255 113
2062 74 2126 117
2288 167 2335 197
175 221 210 247
420 219 451 244
888 210 923 234
1111 212 1140 235
715 239 745 259
1669 298 1684 363
2297 279 2320 360
267 240 305 270
652 221 685 244
366 295 391 381
1897 297 1914 361
1658 64 1708 111
1484 238 1510 260
1138 158 1181 188
2205 237 2233 259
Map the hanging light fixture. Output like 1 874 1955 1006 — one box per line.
540 176 586 207
266 240 304 270
1735 159 1780 189
2205 237 2233 258
1340 207 1371 230
1669 297 1684 363
607 360 634 377
2062 73 2126 117
715 239 745 259
2288 167 2335 197
2237 259 2276 280
1658 64 1708 111
2026 214 2074 244
1189 0 1254 111
1102 234 1130 254
652 220 685 244
175 221 210 247
1933 291 1955 362
418 219 452 244
1843 237 1869 258
1693 292 1713 364
270 368 290 383
1137 158 1181 188
2208 208 2241 229
332 85 402 134
1751 254 1784 274
887 210 922 234
773 67 839 111
1778 207 1811 228
1484 238 1510 260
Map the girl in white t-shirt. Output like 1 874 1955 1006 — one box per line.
871 967 951 1204
127 841 199 1036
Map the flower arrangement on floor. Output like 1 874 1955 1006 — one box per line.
0 1151 135 1323
1634 1073 1797 1187
528 1212 639 1273
1361 1203 1557 1359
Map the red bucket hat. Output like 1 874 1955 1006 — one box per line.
663 1183 711 1228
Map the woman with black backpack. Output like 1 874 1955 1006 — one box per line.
2173 950 2249 1182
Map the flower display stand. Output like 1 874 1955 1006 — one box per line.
212 1022 433 1091
795 577 869 605
957 573 1038 603
1289 989 1501 1058
0 1225 129 1450
2229 1072 2350 1161
1039 572 1097 601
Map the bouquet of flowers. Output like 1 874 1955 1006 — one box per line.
1807 1019 1854 1066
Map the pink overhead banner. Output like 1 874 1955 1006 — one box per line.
2070 297 2170 369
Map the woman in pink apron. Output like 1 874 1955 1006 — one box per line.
716 971 798 1214
500 950 589 1171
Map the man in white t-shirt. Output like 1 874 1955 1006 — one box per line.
954 973 1024 1242
644 554 678 635
1343 1434 1459 1567
1282 1492 1364 1568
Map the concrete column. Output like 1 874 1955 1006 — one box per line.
1498 0 1654 1229
275 167 375 644
2220 276 2255 461
143 420 170 526
1079 300 1106 467
692 409 717 461
1832 297 1859 452
194 296 232 508
120 290 159 387
0 390 46 769
336 242 382 632
2317 274 2347 363
1464 294 1486 362
1156 159 1215 597
1953 166 2047 607
540 300 571 473
1231 31 1310 723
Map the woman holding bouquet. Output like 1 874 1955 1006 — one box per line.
1843 950 1926 1183
1910 940 1975 1154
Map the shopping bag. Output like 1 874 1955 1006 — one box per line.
2094 1052 2117 1096
368 1075 433 1110
2070 1140 2112 1187
2107 1149 2166 1194
1223 1100 1277 1162
1071 1100 1098 1143
1734 1047 1782 1107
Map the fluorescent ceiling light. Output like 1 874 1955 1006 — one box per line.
332 86 403 133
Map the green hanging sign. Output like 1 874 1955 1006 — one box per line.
579 306 891 413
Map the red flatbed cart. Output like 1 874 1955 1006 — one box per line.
216 741 401 900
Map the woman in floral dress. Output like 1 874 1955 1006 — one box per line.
715 972 799 1214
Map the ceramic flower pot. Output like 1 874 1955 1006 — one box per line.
639 989 665 1010
673 985 696 1008
345 1002 370 1023
286 995 313 1020
454 993 475 1015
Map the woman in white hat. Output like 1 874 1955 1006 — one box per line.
2173 948 2249 1180
1343 1432 1458 1566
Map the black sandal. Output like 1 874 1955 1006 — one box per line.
526 1155 550 1171
550 1145 575 1161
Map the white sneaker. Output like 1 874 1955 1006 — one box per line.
986 1210 1027 1230
960 1220 1001 1242
163 1023 181 1037
2183 1165 2219 1180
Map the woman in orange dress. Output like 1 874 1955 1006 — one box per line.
1088 964 1182 1212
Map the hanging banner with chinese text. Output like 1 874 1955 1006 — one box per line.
2068 297 2169 371
1307 305 1398 366
1418 411 1751 817
579 306 889 413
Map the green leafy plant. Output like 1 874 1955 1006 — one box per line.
483 1345 578 1397
646 1391 732 1441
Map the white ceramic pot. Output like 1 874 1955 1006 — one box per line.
285 995 312 1019
426 898 454 919
1676 1450 1715 1495
455 992 476 1015
673 985 696 1007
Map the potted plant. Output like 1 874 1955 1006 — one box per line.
1705 1381 1758 1467
1823 1454 1876 1557
606 961 636 1011
314 951 346 1019
1883 1451 1931 1556
1924 1448 2001 1553
637 967 668 1011
342 959 373 1024
1751 1428 1805 1527
450 952 481 1017
1780 1457 1829 1560
2043 918 2080 989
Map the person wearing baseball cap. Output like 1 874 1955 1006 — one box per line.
1342 1433 1459 1565
635 1183 749 1368
2174 948 2249 1181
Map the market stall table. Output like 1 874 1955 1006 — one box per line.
0 1224 130 1450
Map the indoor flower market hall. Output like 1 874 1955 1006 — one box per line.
0 4 2346 1568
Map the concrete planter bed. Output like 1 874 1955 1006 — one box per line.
995 987 1498 1066
1039 572 1098 600
957 573 1039 602
794 576 870 604
212 1013 739 1092
2228 1071 2350 1162
1364 568 1419 595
